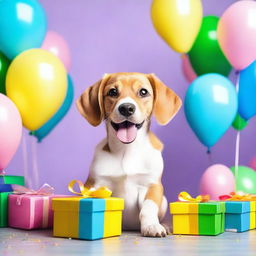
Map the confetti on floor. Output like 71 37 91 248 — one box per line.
0 228 255 256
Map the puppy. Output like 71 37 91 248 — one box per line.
77 73 181 237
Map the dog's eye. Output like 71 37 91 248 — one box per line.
107 88 118 97
139 88 149 97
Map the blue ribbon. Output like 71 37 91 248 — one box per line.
0 184 12 192
0 176 13 192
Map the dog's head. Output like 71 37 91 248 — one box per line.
77 73 182 144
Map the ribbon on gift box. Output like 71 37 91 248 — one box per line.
68 180 112 198
12 183 54 196
12 183 54 228
178 191 210 203
219 192 256 201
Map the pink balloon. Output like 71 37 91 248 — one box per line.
249 156 256 171
0 94 22 172
41 31 71 71
181 54 197 83
217 1 256 70
199 164 235 200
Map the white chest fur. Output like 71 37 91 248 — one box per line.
89 130 163 229
90 133 163 188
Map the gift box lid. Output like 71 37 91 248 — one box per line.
225 201 250 214
0 175 24 185
250 201 256 212
170 201 225 214
198 202 225 214
104 197 124 211
170 202 199 214
52 197 124 212
9 194 56 200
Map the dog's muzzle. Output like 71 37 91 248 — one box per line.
111 120 144 144
118 103 135 117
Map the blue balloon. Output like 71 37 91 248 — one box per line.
0 0 47 59
185 74 237 149
30 75 74 142
238 61 256 120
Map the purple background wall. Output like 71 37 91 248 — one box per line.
7 0 256 201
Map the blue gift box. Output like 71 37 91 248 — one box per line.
225 201 250 232
0 175 24 192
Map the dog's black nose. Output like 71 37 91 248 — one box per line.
118 103 135 117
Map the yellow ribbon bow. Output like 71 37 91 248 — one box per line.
68 180 112 198
178 191 210 203
225 192 256 201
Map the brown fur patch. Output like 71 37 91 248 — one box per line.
149 132 164 152
84 176 95 189
102 143 110 152
147 74 182 125
145 183 164 208
76 75 110 126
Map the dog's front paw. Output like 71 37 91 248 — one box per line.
141 223 167 237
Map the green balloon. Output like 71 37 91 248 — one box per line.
0 51 10 94
230 166 256 194
232 114 248 131
188 16 232 76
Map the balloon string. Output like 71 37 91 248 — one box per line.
207 149 212 163
235 72 240 93
234 131 240 192
22 131 32 188
31 138 40 189
234 72 240 192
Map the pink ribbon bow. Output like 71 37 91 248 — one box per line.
12 184 54 206
12 183 54 196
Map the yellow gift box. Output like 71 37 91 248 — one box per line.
52 180 124 240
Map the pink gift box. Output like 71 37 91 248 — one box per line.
8 194 67 230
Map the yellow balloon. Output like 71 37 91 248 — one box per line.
6 49 67 131
151 0 203 53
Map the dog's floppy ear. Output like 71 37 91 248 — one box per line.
147 74 182 125
76 74 110 126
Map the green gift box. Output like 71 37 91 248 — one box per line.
0 192 12 227
0 175 24 227
170 201 225 235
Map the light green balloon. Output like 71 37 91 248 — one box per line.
230 166 256 194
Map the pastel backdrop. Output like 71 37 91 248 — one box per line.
8 0 255 202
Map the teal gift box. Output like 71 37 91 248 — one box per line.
225 201 252 232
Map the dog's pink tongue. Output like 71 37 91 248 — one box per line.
116 125 137 143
